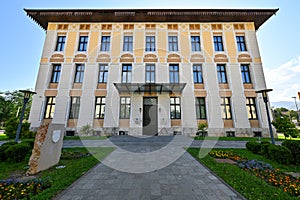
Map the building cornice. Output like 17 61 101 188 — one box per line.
24 8 279 31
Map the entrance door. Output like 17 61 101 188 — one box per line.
143 97 158 135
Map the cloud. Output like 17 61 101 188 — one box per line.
265 55 300 102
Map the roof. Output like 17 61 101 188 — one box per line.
24 8 279 31
114 83 186 94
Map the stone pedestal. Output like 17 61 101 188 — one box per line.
27 123 65 175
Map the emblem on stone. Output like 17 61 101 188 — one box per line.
52 130 61 143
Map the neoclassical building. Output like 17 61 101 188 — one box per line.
26 8 278 137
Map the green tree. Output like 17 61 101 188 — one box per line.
272 116 299 139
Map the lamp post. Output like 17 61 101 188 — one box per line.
292 96 299 121
15 90 36 143
256 89 275 144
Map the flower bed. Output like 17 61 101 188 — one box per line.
208 150 245 161
0 178 51 199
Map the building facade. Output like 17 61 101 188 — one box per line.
26 9 278 137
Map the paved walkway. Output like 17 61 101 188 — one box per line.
55 136 245 200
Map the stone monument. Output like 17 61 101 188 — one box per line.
27 123 65 175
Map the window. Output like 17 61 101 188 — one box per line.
191 36 201 51
78 36 88 51
246 98 258 119
121 64 132 83
100 36 111 51
236 36 247 51
50 64 61 83
69 97 80 119
145 36 155 51
123 36 133 51
98 64 108 83
74 64 85 83
145 64 155 83
95 97 106 119
221 97 232 119
44 97 55 119
240 64 251 83
217 64 227 83
55 36 66 51
169 64 179 83
213 36 224 51
170 97 181 119
120 97 131 119
195 97 206 119
168 36 178 51
193 64 203 83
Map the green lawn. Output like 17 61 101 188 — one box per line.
0 147 114 200
0 134 8 141
194 136 283 142
63 135 110 140
277 133 300 140
187 148 300 200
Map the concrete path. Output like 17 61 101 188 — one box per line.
55 136 245 200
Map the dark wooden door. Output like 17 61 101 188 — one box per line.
143 97 158 135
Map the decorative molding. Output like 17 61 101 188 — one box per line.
97 54 111 62
167 53 181 62
73 53 87 62
190 54 205 62
238 53 252 62
120 53 134 62
50 53 64 62
214 53 229 62
143 54 158 62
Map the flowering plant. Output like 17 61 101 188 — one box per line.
209 150 245 161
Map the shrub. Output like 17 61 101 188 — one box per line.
268 145 293 165
4 142 31 162
260 141 272 157
237 159 274 171
246 141 261 154
0 142 17 161
282 140 300 164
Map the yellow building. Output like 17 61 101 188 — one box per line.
26 8 278 137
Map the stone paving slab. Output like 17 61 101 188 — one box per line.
55 136 245 200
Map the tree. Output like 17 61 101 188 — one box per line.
272 116 299 139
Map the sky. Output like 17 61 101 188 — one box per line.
0 0 299 108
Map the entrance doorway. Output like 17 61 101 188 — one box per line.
143 97 158 135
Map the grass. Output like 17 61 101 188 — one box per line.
0 134 8 141
63 135 110 140
0 147 114 200
187 148 299 200
194 136 283 142
277 133 300 141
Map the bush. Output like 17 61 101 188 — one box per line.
282 140 300 164
0 142 17 161
268 145 293 165
246 141 261 154
4 142 31 162
260 141 272 157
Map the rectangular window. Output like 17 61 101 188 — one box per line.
240 64 251 83
195 97 206 119
74 64 85 83
95 97 106 119
121 64 132 83
98 64 108 83
169 64 179 83
213 36 224 51
120 97 131 119
168 36 178 51
221 97 232 119
55 36 66 51
123 36 133 51
191 36 201 51
78 36 88 51
50 64 61 83
69 97 80 119
217 64 227 83
145 64 155 83
193 64 203 83
170 97 181 119
100 36 111 51
236 36 247 51
146 36 155 51
246 98 258 120
44 97 55 119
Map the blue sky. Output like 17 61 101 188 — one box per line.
1 0 300 107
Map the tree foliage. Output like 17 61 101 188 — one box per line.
272 115 299 139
